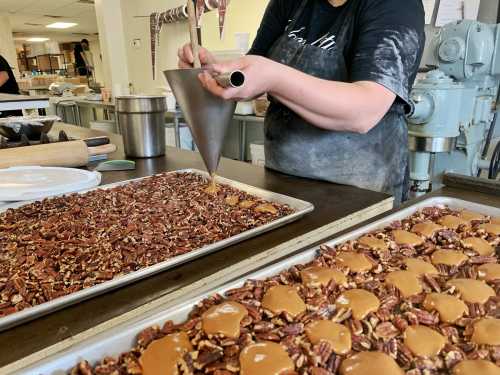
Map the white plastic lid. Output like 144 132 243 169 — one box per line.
0 166 101 202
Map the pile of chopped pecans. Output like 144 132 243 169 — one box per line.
0 173 293 318
72 206 500 375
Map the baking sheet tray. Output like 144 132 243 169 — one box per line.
12 196 500 375
0 169 314 332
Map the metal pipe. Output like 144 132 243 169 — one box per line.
477 107 499 177
407 92 434 123
410 151 432 182
477 158 491 171
213 70 245 88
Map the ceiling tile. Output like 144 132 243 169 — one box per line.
0 0 33 13
54 2 95 17
11 0 76 16
5 0 98 36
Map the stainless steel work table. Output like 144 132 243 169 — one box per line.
70 101 262 161
165 110 264 160
0 93 49 112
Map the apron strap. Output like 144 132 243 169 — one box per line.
286 1 310 31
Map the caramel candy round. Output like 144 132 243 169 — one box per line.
204 181 220 194
336 252 373 273
202 301 248 338
239 200 256 209
479 223 500 236
459 210 486 222
453 360 500 375
462 237 494 256
411 222 443 238
340 352 404 375
478 264 500 282
385 271 422 297
255 203 278 215
300 266 347 288
305 320 352 355
447 279 495 304
225 196 239 206
139 332 193 375
404 326 446 357
240 342 294 375
261 285 306 317
336 289 380 320
358 236 388 250
439 215 468 229
431 249 468 267
423 293 468 323
472 319 500 346
392 230 425 247
404 258 438 276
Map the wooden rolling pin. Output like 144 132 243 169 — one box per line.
0 140 117 169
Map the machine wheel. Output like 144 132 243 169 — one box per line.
489 141 500 180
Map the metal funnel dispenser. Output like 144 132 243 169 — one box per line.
164 68 237 175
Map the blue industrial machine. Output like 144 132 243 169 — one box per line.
407 20 500 196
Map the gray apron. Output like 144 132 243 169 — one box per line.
264 0 409 205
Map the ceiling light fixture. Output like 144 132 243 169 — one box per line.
46 22 78 29
26 37 50 42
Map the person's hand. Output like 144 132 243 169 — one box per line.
199 55 278 101
177 43 216 68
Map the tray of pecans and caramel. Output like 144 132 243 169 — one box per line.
0 170 313 331
18 197 499 375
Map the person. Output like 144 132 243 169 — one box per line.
178 0 425 205
74 39 90 77
0 54 22 117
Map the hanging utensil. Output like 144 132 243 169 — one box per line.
217 0 227 39
187 0 201 68
150 12 163 80
196 0 205 27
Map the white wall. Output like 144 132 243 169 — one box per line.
119 0 270 94
88 38 105 86
95 0 130 94
121 0 188 94
0 14 19 77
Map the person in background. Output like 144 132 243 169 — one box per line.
0 54 22 117
74 39 90 77
179 0 425 206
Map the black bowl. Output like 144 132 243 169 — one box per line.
0 121 55 141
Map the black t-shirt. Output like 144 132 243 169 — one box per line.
74 44 85 68
0 55 20 95
249 0 425 105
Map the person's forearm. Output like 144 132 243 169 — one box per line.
266 62 395 133
271 93 341 129
0 72 8 87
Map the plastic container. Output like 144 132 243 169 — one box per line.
0 166 101 202
235 32 250 52
235 101 254 115
250 142 265 167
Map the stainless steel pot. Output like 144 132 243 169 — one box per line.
116 95 167 158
